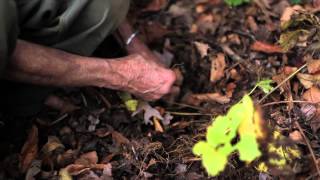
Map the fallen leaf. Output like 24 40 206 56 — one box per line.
303 86 320 103
132 101 164 125
111 131 130 146
280 6 302 25
41 136 64 157
173 68 184 86
289 130 304 144
183 93 230 106
194 41 210 58
87 114 100 132
44 95 79 114
297 73 316 89
25 160 41 180
63 164 89 176
247 16 258 32
78 171 100 180
140 21 170 44
226 83 237 98
210 53 226 83
230 69 241 81
310 110 320 133
95 128 111 138
153 118 164 133
20 126 38 173
59 168 72 180
57 149 77 167
175 164 187 174
168 3 190 17
308 60 320 74
142 0 168 12
76 151 98 166
273 67 296 110
250 41 283 54
300 104 317 121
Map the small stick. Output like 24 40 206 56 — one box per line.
167 111 213 116
295 121 320 177
261 100 315 107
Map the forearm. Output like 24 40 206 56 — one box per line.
3 40 127 89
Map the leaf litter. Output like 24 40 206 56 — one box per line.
3 0 320 179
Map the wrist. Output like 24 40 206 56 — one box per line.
93 56 132 91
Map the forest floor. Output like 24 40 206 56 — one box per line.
2 0 320 179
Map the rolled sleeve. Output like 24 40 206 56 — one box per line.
0 0 18 75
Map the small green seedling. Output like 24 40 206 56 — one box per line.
256 79 273 94
193 95 263 176
249 79 274 95
290 0 302 4
119 92 138 112
224 0 250 6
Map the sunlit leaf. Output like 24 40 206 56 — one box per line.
224 0 250 6
193 95 262 176
256 79 274 94
119 92 138 112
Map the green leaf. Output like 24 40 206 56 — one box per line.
125 99 139 112
119 92 138 112
236 135 261 162
193 142 228 176
290 0 301 4
256 79 274 94
193 95 262 176
224 0 250 6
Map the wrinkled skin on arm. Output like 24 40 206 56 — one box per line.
4 40 176 101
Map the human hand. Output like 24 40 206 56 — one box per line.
116 54 177 101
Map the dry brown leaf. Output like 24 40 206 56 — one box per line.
310 111 320 133
280 5 303 25
76 151 98 166
300 104 317 121
303 86 320 103
64 164 89 176
183 93 230 106
273 67 296 110
142 0 168 12
308 60 320 74
57 150 77 167
226 83 237 98
289 130 304 144
111 131 130 146
95 128 111 138
210 53 226 83
20 125 38 173
297 73 315 89
140 21 170 44
247 16 258 32
173 68 184 86
153 118 164 133
41 136 64 156
230 69 241 81
250 41 283 54
194 41 210 58
44 95 79 114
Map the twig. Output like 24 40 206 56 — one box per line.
261 100 315 107
258 64 307 104
295 121 320 177
167 111 213 116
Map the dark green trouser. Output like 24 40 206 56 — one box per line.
1 0 130 115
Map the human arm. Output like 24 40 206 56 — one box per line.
3 40 176 100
